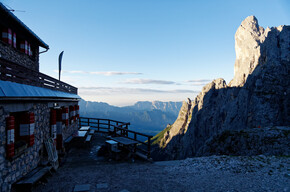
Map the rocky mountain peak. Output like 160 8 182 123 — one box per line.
230 16 290 87
152 16 290 160
202 78 227 93
230 16 265 86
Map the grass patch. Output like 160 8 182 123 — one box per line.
151 125 172 147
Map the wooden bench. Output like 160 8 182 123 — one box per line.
83 134 92 148
64 135 73 144
64 135 74 151
15 166 52 191
79 127 94 144
85 134 92 142
88 129 95 135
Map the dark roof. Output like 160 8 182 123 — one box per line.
0 80 80 100
0 3 49 49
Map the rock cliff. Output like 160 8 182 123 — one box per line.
152 16 290 160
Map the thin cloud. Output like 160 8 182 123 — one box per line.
54 70 142 76
186 79 211 83
190 83 210 86
185 79 211 86
90 71 143 76
78 86 197 94
122 78 176 85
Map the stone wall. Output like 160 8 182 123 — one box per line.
0 41 39 71
0 101 78 191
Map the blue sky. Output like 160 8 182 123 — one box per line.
2 0 289 106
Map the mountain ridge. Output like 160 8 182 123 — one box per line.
79 99 182 136
152 16 290 160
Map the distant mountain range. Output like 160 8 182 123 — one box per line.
79 99 182 136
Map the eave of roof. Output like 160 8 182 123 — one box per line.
0 80 80 100
0 3 49 49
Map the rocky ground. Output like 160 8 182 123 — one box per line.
197 126 290 157
31 133 289 192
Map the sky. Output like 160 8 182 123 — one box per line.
2 0 289 106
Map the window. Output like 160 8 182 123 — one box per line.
8 111 35 157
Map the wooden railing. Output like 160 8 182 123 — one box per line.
79 117 130 133
0 58 77 94
79 117 153 159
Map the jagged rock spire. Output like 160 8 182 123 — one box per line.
230 15 266 86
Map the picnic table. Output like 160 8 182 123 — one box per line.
110 137 140 160
74 126 94 138
75 130 87 138
79 126 90 131
72 127 94 147
110 137 139 145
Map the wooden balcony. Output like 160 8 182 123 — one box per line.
0 57 77 94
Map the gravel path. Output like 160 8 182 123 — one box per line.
33 134 290 192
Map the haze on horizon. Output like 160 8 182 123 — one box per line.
3 0 289 106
